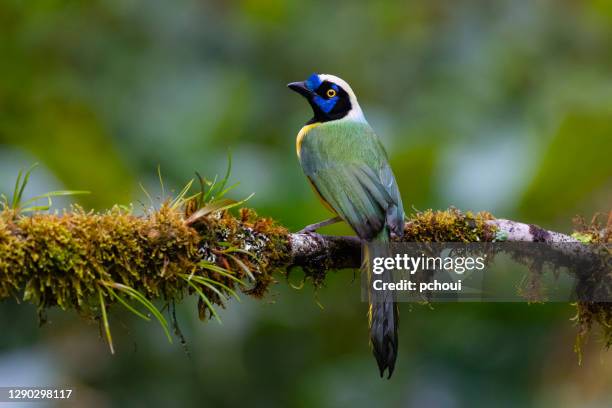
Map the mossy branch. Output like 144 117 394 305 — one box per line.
0 203 290 352
0 202 610 354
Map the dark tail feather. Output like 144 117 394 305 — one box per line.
369 300 399 378
366 229 399 379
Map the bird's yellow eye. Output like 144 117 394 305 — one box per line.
326 89 337 98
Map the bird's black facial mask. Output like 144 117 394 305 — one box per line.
288 73 352 124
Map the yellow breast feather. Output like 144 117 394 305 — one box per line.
296 122 320 159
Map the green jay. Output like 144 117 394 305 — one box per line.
288 73 405 378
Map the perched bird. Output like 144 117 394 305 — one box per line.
288 73 405 378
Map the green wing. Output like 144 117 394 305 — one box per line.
299 121 404 240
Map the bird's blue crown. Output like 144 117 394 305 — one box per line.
305 73 322 91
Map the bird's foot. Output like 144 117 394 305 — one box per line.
297 224 319 234
296 216 342 234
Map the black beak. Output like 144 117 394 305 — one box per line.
287 81 311 98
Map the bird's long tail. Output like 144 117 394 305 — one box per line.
365 228 399 379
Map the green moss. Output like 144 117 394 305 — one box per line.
402 208 612 360
571 212 612 358
402 207 496 242
0 202 290 350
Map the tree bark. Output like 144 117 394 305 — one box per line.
288 218 586 270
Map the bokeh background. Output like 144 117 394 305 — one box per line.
1 0 611 407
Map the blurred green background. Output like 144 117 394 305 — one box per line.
1 0 611 407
